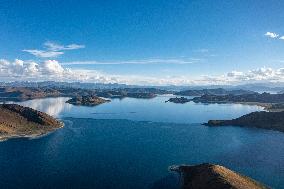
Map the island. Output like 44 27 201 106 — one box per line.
66 96 110 106
204 111 284 133
0 104 63 141
169 163 267 189
165 97 190 104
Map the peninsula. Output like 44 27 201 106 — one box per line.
170 163 268 189
205 111 284 133
0 104 62 141
192 93 284 111
66 96 110 106
191 92 284 104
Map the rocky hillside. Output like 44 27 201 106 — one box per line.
0 104 62 141
170 163 268 189
0 87 61 101
205 111 284 132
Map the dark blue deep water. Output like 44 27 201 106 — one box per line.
0 96 283 189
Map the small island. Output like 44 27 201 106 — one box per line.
205 111 284 133
0 104 63 141
166 97 190 104
170 163 267 189
66 96 110 106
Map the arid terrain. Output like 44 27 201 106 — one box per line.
0 104 62 141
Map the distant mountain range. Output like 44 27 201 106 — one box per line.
174 88 257 96
1 81 284 93
0 86 169 102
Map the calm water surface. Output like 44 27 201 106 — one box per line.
0 96 283 189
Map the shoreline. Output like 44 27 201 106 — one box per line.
0 121 64 142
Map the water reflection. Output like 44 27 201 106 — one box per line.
9 96 265 124
16 97 72 117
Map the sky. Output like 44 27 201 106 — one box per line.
0 0 284 85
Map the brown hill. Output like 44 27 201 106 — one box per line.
0 104 62 141
170 163 268 189
205 111 284 133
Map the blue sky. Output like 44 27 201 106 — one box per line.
0 0 284 85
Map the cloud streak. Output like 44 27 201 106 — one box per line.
22 50 64 58
61 58 202 65
44 41 85 51
23 41 85 58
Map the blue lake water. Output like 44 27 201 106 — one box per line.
0 96 284 189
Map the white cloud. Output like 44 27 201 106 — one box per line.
0 59 71 80
42 60 65 74
14 59 24 67
280 36 284 40
0 58 283 85
225 67 284 83
0 59 9 68
23 41 85 58
265 32 279 38
26 62 39 74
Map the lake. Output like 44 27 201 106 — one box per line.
0 96 283 189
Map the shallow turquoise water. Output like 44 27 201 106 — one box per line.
0 96 283 189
